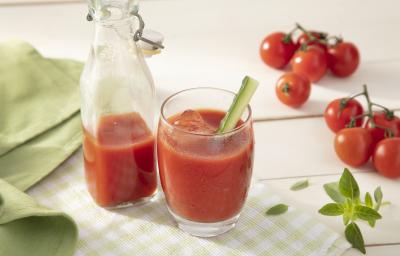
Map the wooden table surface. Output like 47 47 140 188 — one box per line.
1 0 399 255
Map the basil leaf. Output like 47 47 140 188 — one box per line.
318 203 344 216
374 186 383 211
323 182 345 204
290 179 309 191
354 205 382 221
339 168 360 201
343 214 351 225
342 198 353 225
368 220 376 228
345 222 366 254
365 192 373 208
266 204 288 215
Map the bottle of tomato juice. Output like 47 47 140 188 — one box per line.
80 0 158 208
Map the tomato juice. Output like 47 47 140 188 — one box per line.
83 112 157 207
157 109 254 223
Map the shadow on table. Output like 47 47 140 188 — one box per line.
317 61 400 102
109 191 178 229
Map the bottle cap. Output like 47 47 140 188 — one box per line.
138 29 164 57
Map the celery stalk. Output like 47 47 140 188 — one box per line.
217 76 259 133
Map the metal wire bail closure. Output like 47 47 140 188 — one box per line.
131 10 165 50
86 8 164 50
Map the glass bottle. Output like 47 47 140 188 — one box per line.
80 0 157 208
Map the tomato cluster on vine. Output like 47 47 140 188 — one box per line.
324 85 400 179
260 23 360 108
260 23 360 81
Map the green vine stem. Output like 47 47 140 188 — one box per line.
345 84 396 138
283 26 298 43
371 103 394 119
295 23 328 49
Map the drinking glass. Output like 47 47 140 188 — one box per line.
157 87 254 237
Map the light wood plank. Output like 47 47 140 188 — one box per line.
252 117 378 180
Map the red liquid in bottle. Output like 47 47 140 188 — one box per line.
83 112 157 207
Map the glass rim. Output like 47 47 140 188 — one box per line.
159 87 253 137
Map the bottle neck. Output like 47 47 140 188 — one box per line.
93 17 136 44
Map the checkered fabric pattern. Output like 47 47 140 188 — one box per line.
28 149 350 256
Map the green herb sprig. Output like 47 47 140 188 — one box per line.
319 168 386 254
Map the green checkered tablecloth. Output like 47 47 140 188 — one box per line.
28 149 350 256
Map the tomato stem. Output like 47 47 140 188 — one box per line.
363 84 375 121
296 23 315 40
348 113 369 128
326 35 343 46
284 26 298 43
343 92 364 104
373 123 395 138
282 83 290 94
295 23 328 48
371 103 394 119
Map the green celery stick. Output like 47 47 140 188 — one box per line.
217 76 259 133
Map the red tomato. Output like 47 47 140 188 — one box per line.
366 112 400 147
373 138 400 178
260 32 297 69
327 42 360 77
275 73 311 108
334 128 373 167
324 98 364 133
291 46 327 82
296 31 328 52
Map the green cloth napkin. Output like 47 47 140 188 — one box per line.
0 40 81 157
0 40 83 256
0 179 78 256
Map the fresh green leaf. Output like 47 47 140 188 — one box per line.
381 201 391 206
217 76 258 133
343 214 351 225
368 220 376 228
345 222 366 254
266 204 288 216
374 186 383 211
354 205 382 221
323 182 345 204
318 203 344 216
290 179 309 191
365 192 373 208
342 198 353 225
339 168 360 201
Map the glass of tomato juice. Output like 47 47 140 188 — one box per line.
157 87 254 237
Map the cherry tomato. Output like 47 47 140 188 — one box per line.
334 128 373 167
260 32 297 69
296 31 328 52
291 46 327 82
372 138 400 178
366 112 400 148
324 98 364 133
275 73 311 108
327 42 360 77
